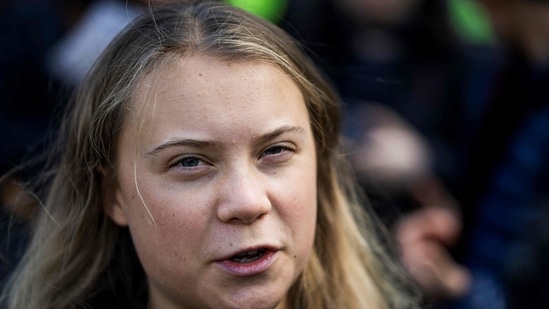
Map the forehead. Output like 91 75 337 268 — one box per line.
120 55 310 144
130 55 303 113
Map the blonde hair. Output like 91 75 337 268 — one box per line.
2 1 418 308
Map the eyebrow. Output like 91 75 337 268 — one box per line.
252 125 305 145
144 139 215 157
144 125 305 157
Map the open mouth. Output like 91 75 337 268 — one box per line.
217 247 277 276
229 248 266 263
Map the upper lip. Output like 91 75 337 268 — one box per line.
215 244 280 262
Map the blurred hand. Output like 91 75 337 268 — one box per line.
395 206 471 300
347 104 471 299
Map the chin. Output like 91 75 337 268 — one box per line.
211 281 289 309
209 294 284 309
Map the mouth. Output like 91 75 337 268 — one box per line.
216 247 278 276
229 248 267 263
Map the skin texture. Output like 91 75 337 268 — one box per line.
105 56 318 309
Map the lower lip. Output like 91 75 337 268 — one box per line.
216 250 278 277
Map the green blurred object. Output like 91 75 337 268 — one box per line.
225 0 288 23
448 0 494 45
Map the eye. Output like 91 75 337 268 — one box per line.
166 154 214 180
178 156 201 167
263 146 284 156
169 155 207 170
259 144 295 161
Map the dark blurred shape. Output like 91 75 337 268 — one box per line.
0 0 68 288
450 0 549 307
0 0 143 291
506 200 549 308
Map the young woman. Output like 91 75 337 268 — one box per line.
1 1 418 308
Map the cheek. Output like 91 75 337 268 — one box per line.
119 176 211 273
279 159 318 258
132 187 209 241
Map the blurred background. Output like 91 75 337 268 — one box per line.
1 0 548 308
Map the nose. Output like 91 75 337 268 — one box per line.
216 166 272 224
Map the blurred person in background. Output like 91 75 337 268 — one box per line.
282 0 484 304
283 0 549 307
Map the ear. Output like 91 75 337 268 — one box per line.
101 168 129 227
104 189 129 227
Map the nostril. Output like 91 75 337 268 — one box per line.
216 196 272 224
216 171 272 223
225 211 267 225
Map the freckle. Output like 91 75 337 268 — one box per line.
294 255 297 259
230 242 233 247
172 214 175 217
174 252 178 256
131 195 135 200
198 73 202 76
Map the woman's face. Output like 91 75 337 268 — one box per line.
107 56 318 309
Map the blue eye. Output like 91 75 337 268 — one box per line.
168 155 212 179
260 144 295 162
178 156 201 167
263 146 284 156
